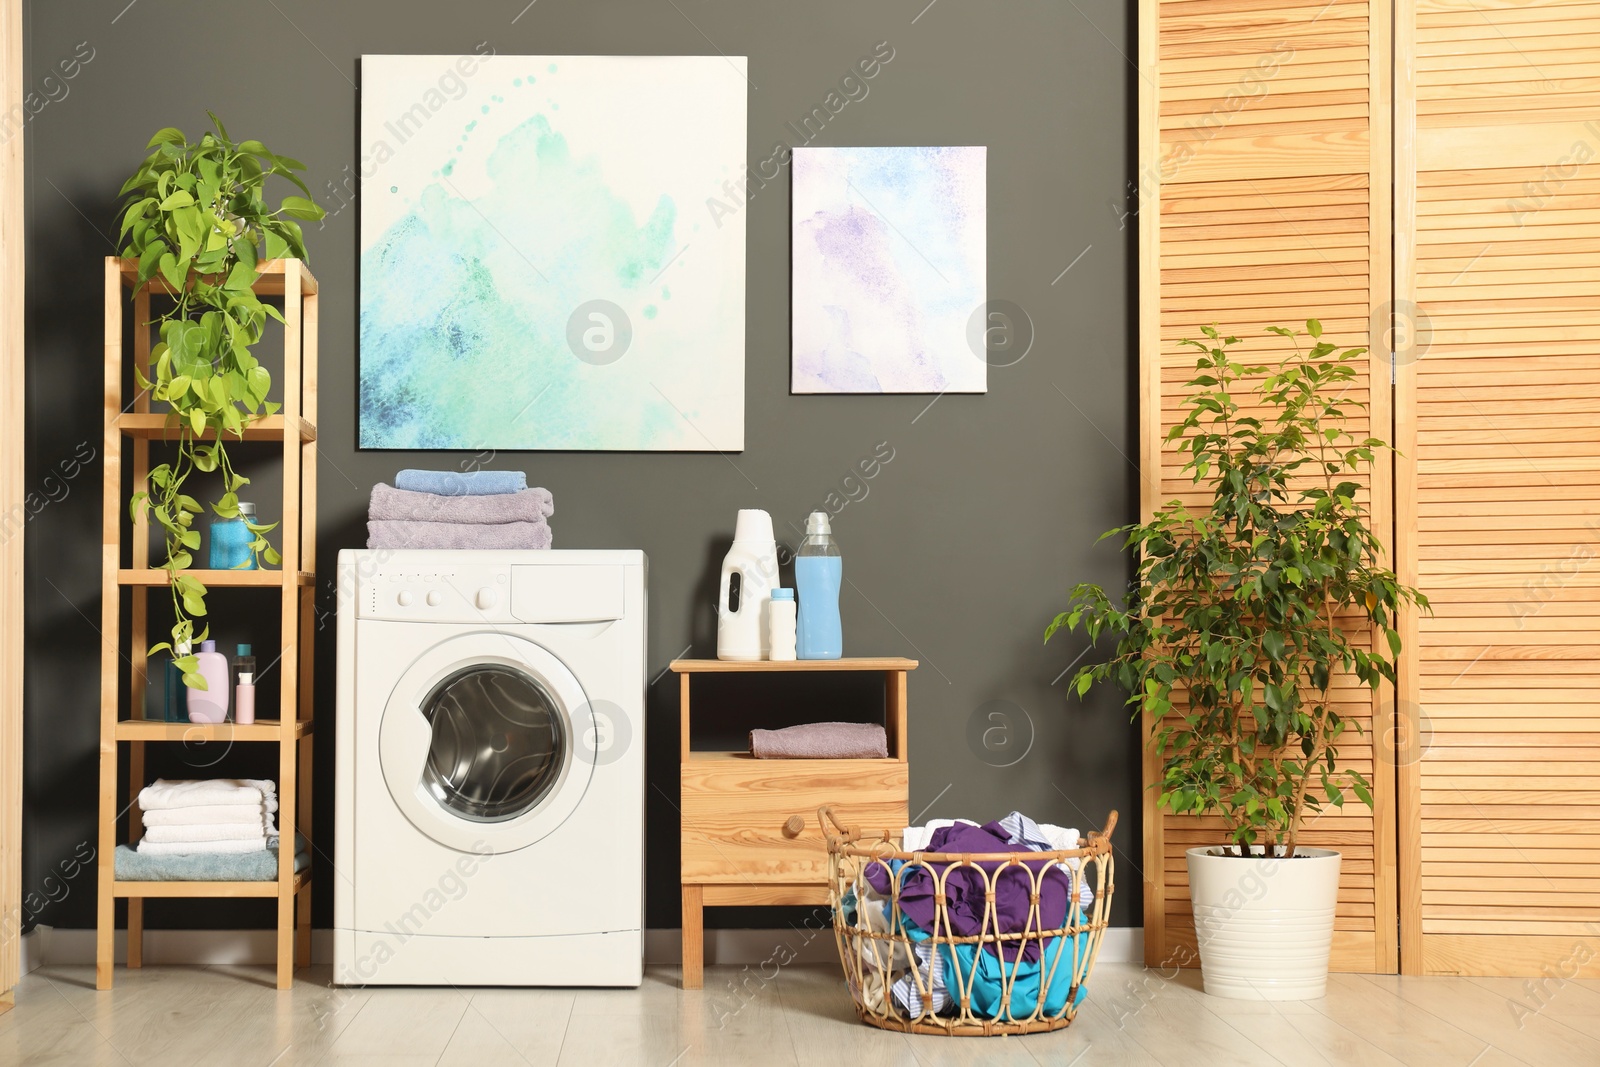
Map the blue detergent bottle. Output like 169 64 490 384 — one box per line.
795 511 842 660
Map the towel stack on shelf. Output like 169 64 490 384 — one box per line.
366 469 554 550
135 778 277 855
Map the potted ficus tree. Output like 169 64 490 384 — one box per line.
118 113 324 690
1047 321 1427 1000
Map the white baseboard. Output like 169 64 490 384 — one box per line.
1099 926 1143 963
643 927 1144 967
18 927 41 975
29 925 1144 970
30 926 339 968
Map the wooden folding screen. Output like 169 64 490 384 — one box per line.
1394 0 1600 977
1138 0 1397 972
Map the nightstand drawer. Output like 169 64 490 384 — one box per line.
680 756 908 884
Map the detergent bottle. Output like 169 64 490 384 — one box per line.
795 511 843 660
716 509 779 661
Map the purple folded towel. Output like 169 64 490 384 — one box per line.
366 520 552 550
750 722 888 760
369 483 554 525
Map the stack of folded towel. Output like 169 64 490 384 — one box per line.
366 469 554 550
136 778 277 855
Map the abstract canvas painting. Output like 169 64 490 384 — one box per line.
791 146 986 394
360 55 747 450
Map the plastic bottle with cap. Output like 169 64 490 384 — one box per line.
716 509 779 661
187 639 230 723
231 643 255 703
163 640 191 722
795 511 842 660
235 672 256 725
768 588 797 661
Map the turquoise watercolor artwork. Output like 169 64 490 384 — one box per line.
791 146 986 394
359 54 748 449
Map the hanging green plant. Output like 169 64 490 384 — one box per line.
118 112 325 689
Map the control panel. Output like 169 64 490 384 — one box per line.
356 557 627 624
358 561 517 624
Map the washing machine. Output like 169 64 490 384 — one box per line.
334 549 646 986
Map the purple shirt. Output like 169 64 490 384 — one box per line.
865 821 1071 961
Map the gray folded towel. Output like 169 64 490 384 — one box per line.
750 722 889 760
369 483 554 525
366 520 552 550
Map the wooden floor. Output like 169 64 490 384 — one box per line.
1 961 1596 1065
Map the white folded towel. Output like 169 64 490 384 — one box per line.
137 779 276 812
142 802 276 825
142 822 274 844
137 837 271 855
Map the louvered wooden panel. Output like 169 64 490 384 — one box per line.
1396 0 1600 977
1141 0 1396 972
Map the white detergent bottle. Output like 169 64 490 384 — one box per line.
717 509 778 661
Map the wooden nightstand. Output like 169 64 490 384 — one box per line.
672 657 916 989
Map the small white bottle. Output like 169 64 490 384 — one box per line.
768 588 797 661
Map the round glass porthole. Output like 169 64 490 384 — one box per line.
418 664 566 823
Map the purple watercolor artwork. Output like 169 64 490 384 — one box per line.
791 146 986 394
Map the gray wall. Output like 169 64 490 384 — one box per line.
22 0 1138 934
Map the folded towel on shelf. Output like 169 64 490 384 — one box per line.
142 821 275 844
369 483 554 525
141 802 277 825
137 836 271 855
115 834 309 882
750 722 888 760
366 519 552 551
137 778 276 811
395 469 527 496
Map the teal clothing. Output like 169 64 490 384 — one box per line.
900 912 1091 1020
940 932 1089 1020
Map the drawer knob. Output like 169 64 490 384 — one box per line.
782 815 805 839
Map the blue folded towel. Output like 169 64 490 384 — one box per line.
395 469 527 496
114 833 310 882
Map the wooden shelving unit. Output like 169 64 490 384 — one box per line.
96 257 318 991
671 657 916 989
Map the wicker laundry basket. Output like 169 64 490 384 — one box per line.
821 805 1117 1036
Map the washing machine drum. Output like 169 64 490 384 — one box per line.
379 632 595 854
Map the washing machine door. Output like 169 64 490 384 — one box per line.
378 631 594 854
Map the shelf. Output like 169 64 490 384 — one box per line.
116 257 319 296
112 869 310 899
115 719 310 742
119 568 314 587
687 749 897 764
100 254 318 992
671 657 918 673
114 412 317 442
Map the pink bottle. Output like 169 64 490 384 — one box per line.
187 639 230 723
235 672 256 725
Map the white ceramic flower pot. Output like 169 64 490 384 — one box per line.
1185 845 1341 1000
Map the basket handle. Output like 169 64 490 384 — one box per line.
1089 810 1119 844
817 804 852 846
